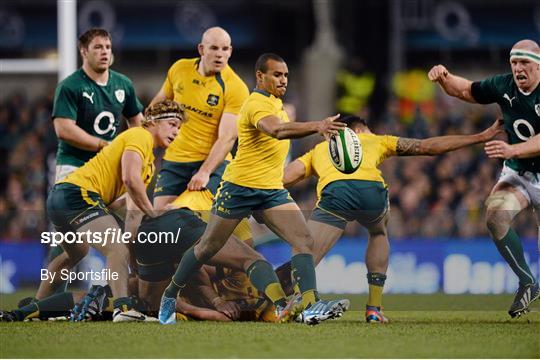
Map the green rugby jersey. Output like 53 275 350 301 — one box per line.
472 73 540 173
52 68 143 167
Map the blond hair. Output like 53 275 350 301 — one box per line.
143 100 186 127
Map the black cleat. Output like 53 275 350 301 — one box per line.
508 282 540 318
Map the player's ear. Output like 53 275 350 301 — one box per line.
255 70 263 83
197 43 204 57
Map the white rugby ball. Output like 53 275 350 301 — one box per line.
328 127 362 174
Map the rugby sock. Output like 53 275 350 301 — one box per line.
164 247 203 298
13 292 74 321
247 260 287 308
291 253 319 308
367 272 387 308
49 246 68 294
494 228 536 286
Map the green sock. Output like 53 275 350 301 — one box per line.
13 291 74 321
247 260 287 308
49 247 69 294
366 272 387 308
291 253 319 308
494 228 536 286
164 247 202 298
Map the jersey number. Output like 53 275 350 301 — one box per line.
513 119 535 141
93 111 117 137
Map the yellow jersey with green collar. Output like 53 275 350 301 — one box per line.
222 89 290 189
60 127 155 205
298 133 398 198
161 58 249 162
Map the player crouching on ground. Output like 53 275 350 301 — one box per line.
136 189 342 324
45 100 184 322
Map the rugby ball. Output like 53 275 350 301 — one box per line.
328 127 362 174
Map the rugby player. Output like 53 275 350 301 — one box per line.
45 100 184 322
149 27 249 209
40 28 144 300
52 28 143 182
428 39 540 317
280 115 503 323
158 53 348 325
133 189 282 322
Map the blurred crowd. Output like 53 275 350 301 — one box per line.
0 86 537 242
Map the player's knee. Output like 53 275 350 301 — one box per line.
484 191 523 240
485 209 510 241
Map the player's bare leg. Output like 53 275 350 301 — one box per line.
35 242 89 299
77 215 130 299
364 213 390 323
261 202 318 303
485 183 538 317
308 220 344 265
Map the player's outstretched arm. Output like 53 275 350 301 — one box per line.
485 133 540 159
121 150 155 217
258 114 345 140
283 159 308 188
428 64 477 103
397 118 504 156
53 118 109 151
175 298 231 322
188 113 239 191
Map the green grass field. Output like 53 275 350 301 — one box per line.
1 291 538 358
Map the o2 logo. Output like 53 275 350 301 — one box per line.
93 111 117 137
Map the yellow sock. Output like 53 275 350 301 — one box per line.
105 297 115 312
264 283 287 304
301 290 317 308
293 283 301 296
367 284 383 308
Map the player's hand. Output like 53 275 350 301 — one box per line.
480 118 505 141
428 65 449 83
212 297 241 320
188 171 210 191
485 140 515 159
317 114 345 140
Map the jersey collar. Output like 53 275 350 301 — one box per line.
252 88 272 97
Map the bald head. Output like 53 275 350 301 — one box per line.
197 27 232 76
511 39 540 53
201 27 231 46
509 39 540 93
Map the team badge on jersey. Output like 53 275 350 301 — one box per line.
207 94 220 106
115 89 125 103
535 104 540 117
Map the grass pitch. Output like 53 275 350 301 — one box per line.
1 292 538 358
